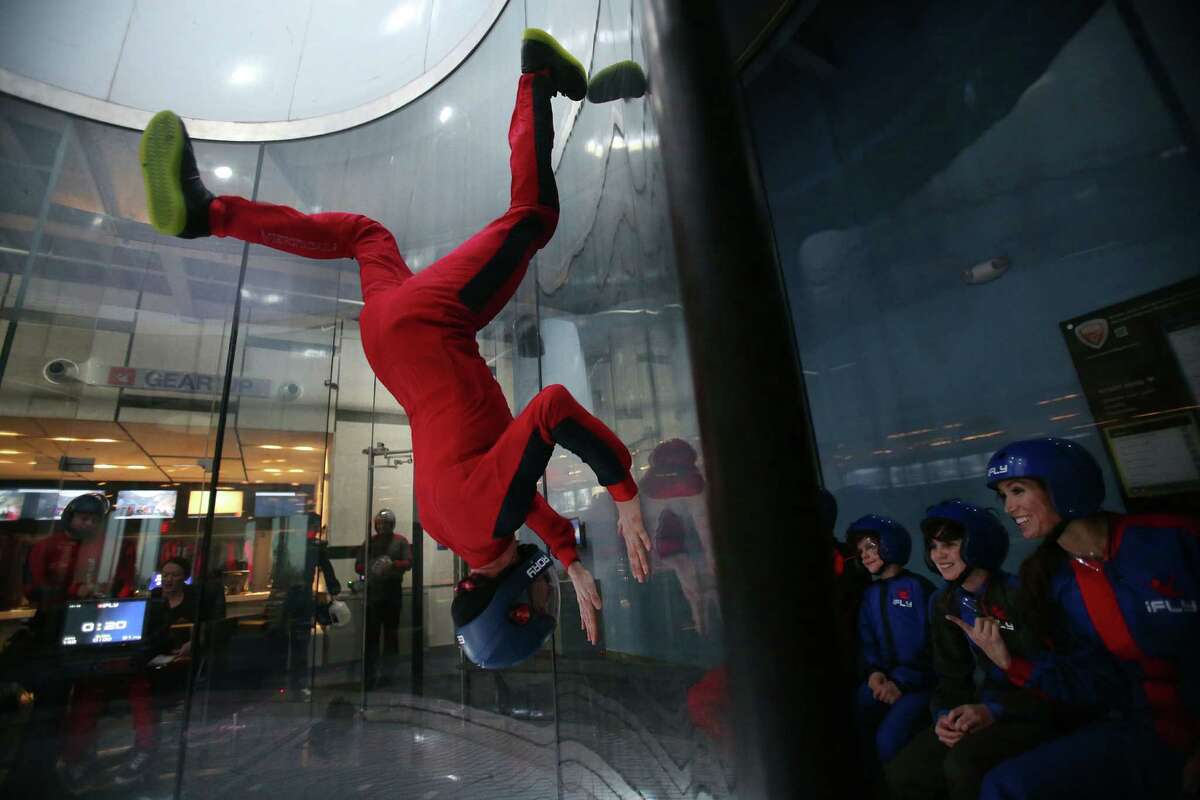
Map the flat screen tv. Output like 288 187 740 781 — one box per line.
0 489 20 521
114 489 177 519
187 489 243 517
253 492 308 517
25 488 92 520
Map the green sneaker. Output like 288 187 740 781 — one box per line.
139 110 213 238
587 60 648 103
521 28 588 101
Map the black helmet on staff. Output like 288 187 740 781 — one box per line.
374 508 396 534
62 492 110 537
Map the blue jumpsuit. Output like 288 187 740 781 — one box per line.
855 570 937 764
981 514 1200 799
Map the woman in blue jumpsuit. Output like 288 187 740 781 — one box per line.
848 515 936 769
960 437 1200 799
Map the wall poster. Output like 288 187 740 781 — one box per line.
1061 277 1200 509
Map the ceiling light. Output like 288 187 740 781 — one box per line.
229 65 259 85
126 465 148 470
960 430 1005 442
259 445 283 450
962 257 1010 285
50 437 79 442
1036 393 1080 406
288 469 303 473
0 449 20 455
89 438 120 443
292 446 316 452
264 469 282 474
0 460 12 465
92 216 104 227
439 106 453 124
95 464 117 469
383 2 422 33
214 166 233 180
0 431 21 436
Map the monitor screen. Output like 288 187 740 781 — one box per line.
253 491 308 517
23 488 92 520
148 572 192 590
0 489 20 521
187 490 243 517
60 599 147 647
114 489 177 519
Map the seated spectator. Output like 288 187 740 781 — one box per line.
846 515 936 783
962 439 1199 799
112 556 222 786
886 500 1066 800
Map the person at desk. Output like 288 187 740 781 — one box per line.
356 509 411 689
111 556 224 785
147 557 205 661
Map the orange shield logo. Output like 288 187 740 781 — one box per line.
1075 319 1109 350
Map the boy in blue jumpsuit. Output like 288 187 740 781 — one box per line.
960 438 1200 799
848 515 936 770
886 501 1070 800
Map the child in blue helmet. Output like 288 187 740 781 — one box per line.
846 515 936 774
886 501 1067 800
959 437 1200 800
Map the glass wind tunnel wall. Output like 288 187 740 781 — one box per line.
0 1 734 798
744 0 1200 574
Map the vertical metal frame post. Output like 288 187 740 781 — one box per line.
640 2 858 797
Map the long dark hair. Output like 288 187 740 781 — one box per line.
1017 524 1068 643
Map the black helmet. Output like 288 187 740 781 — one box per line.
62 492 109 531
374 508 396 532
452 544 560 669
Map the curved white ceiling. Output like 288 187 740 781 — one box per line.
0 0 507 141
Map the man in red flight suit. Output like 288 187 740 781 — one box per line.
139 30 651 651
20 493 156 787
24 493 111 612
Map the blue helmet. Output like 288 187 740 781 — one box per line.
986 438 1104 520
846 515 912 566
921 500 1009 574
452 544 560 669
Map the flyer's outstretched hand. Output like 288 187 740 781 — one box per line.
567 561 602 645
616 497 652 582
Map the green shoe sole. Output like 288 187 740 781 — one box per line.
140 110 187 236
522 27 588 101
587 60 648 103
